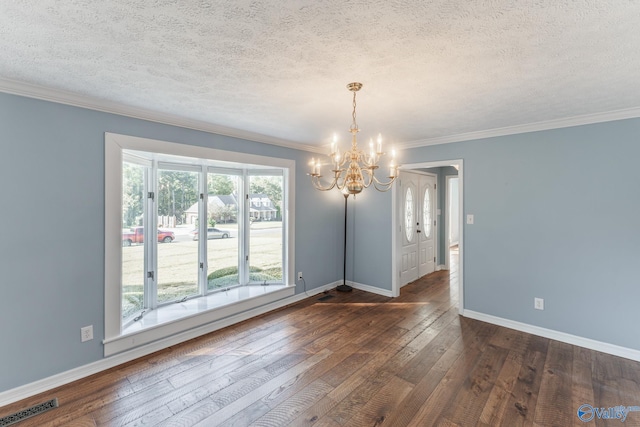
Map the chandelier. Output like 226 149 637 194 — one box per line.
309 82 399 195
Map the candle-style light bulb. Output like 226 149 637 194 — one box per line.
330 133 338 156
369 139 375 162
377 134 382 153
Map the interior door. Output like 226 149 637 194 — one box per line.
400 172 419 286
418 174 436 277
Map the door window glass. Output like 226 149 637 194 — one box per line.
423 187 432 238
405 187 414 242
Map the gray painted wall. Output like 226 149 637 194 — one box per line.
0 92 343 393
352 118 640 350
349 189 393 291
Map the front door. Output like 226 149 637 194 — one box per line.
399 171 437 287
400 172 418 286
418 174 436 277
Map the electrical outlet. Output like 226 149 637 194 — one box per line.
297 271 303 280
81 325 93 342
534 298 544 310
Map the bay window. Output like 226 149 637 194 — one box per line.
105 133 295 356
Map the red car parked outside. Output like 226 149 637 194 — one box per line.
122 227 175 246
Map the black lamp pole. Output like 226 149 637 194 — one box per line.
337 192 353 292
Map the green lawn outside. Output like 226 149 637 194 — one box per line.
122 222 283 318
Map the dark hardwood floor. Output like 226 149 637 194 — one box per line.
3 251 640 426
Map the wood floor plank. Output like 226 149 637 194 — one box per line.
380 336 466 427
189 349 333 426
251 379 334 426
533 340 574 427
499 334 549 427
489 326 532 354
440 343 509 426
478 349 525 425
397 319 462 385
219 400 272 427
326 369 397 425
287 394 339 426
343 375 414 427
405 321 498 426
262 345 360 408
569 346 594 425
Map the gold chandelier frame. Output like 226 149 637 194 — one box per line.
309 82 399 195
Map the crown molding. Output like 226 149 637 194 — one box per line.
0 78 325 154
5 77 639 154
399 106 640 149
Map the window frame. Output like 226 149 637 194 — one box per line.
105 133 295 356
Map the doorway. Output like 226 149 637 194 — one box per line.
445 175 460 270
392 159 464 314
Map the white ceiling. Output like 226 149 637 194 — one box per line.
2 1 640 151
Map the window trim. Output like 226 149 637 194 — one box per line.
104 132 296 356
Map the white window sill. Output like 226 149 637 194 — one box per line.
104 284 294 356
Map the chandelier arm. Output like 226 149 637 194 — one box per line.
361 168 375 189
335 170 347 191
311 175 339 191
371 174 398 190
373 179 394 192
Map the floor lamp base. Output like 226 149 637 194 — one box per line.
336 284 353 292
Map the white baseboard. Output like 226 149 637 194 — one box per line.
463 310 640 362
0 282 336 407
436 264 447 271
348 281 394 298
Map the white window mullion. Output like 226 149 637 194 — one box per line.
146 160 158 309
282 168 289 285
240 171 250 285
198 166 208 295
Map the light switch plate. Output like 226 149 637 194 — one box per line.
466 214 474 224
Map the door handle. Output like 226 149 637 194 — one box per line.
417 229 422 233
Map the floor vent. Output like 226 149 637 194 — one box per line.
0 398 58 426
317 294 334 301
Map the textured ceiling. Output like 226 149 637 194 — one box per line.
2 1 640 149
